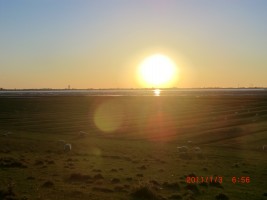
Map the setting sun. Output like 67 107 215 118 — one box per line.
139 54 177 87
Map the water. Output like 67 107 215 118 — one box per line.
0 88 266 97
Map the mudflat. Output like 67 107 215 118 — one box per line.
0 94 267 200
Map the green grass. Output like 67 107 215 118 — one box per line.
0 95 267 200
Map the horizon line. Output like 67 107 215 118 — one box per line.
1 87 267 91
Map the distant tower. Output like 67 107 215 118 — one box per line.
68 85 70 90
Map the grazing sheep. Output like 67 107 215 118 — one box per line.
263 145 267 151
79 131 88 137
193 146 201 153
2 131 12 137
177 146 188 153
64 143 72 151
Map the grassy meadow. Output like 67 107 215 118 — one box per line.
0 94 267 200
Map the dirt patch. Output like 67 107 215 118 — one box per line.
0 157 27 168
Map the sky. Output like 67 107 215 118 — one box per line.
1 0 267 89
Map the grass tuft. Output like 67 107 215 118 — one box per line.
215 193 229 200
94 173 104 180
0 183 16 200
126 177 133 181
41 180 54 188
34 160 44 166
209 181 223 189
0 157 27 168
111 178 120 184
131 181 162 200
168 194 182 200
26 176 35 180
92 187 113 193
184 184 200 195
232 162 240 168
162 182 180 190
114 186 127 192
199 182 208 187
138 165 147 170
67 173 91 182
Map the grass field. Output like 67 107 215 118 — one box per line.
0 94 267 200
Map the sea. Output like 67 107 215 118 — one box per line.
0 88 266 97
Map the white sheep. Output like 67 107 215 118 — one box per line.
193 146 202 153
79 131 88 137
177 146 188 153
64 143 72 151
2 131 11 137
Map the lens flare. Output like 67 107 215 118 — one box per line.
91 147 102 156
94 100 124 133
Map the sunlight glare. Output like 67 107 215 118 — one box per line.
139 54 177 87
154 89 161 96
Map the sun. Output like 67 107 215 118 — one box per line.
138 54 177 87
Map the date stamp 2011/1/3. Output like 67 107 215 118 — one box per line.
186 176 251 184
186 176 223 184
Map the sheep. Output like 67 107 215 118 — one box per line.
263 145 267 151
194 146 201 150
64 143 72 151
2 131 12 137
2 131 13 137
57 140 71 152
79 131 88 137
177 146 182 152
193 146 201 153
177 146 188 153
